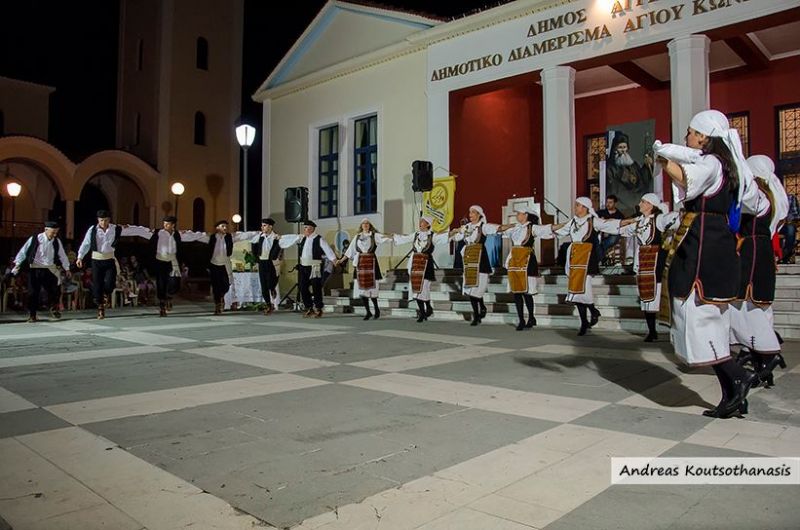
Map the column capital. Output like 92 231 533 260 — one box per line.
540 65 576 82
667 34 710 55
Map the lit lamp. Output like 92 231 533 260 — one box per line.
6 181 22 245
235 123 256 231
171 182 185 219
232 213 242 225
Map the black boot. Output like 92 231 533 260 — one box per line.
361 297 372 320
715 359 759 418
736 348 755 369
576 304 589 336
416 299 427 322
757 353 787 388
523 294 536 327
372 298 380 319
644 312 657 342
588 304 600 327
479 299 487 319
425 300 433 318
514 294 525 331
470 297 481 326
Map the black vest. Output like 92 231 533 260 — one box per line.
298 235 324 260
207 233 233 262
253 234 281 260
24 235 64 269
89 224 123 252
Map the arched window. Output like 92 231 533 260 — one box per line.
194 111 206 145
192 197 205 232
196 37 209 70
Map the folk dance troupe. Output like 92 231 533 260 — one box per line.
9 109 790 420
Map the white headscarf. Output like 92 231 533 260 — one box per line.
420 215 434 230
689 109 754 208
747 154 790 235
469 204 487 224
641 193 660 207
575 197 597 218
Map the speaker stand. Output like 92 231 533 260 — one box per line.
280 221 304 312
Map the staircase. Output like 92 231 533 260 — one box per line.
324 265 800 339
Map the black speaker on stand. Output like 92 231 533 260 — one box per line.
412 160 433 192
281 186 309 311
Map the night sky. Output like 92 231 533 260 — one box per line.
0 0 512 210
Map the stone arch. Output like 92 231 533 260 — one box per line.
0 136 75 199
73 150 160 208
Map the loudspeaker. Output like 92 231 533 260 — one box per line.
412 160 433 192
284 187 309 223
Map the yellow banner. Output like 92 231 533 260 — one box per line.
422 175 456 232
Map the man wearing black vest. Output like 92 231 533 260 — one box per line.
12 221 70 322
279 220 337 317
250 218 282 314
75 210 139 319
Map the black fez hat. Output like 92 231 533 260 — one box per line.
44 221 60 229
215 220 228 227
163 215 177 223
96 209 111 218
261 217 275 226
303 220 317 228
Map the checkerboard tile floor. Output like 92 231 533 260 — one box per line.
1 308 798 529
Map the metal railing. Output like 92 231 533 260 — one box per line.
542 197 569 224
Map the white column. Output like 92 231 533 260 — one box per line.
65 200 75 240
541 66 576 221
668 35 710 144
261 99 272 218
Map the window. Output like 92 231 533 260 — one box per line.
136 38 143 71
133 113 141 146
192 198 205 232
585 133 607 209
727 112 750 158
196 37 209 70
777 103 800 198
318 125 339 218
353 115 378 215
194 112 206 145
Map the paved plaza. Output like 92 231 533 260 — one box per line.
0 306 799 529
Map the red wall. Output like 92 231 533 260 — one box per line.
449 79 543 225
711 55 800 160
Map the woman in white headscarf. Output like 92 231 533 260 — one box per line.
338 218 392 320
497 207 553 330
543 197 619 335
449 205 500 325
654 109 759 419
392 216 450 322
731 155 789 387
613 193 672 342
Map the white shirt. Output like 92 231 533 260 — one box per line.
250 231 280 260
393 230 449 251
199 231 253 266
453 222 499 244
77 223 139 259
550 215 618 243
15 233 69 269
502 222 553 245
279 232 337 265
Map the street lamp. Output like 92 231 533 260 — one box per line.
231 213 242 224
6 181 21 245
235 123 256 231
171 182 185 219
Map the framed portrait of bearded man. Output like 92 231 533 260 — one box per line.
601 120 656 217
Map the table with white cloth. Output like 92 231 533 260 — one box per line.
223 271 263 309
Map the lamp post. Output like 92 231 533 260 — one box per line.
235 123 256 231
231 213 242 229
171 182 185 219
6 181 22 246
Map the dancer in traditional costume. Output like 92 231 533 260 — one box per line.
199 220 256 315
731 155 789 387
392 216 449 322
278 220 338 317
337 218 391 320
612 194 674 341
250 218 282 314
497 207 551 330
654 109 759 418
545 197 617 335
11 221 70 322
450 205 498 325
75 210 143 318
